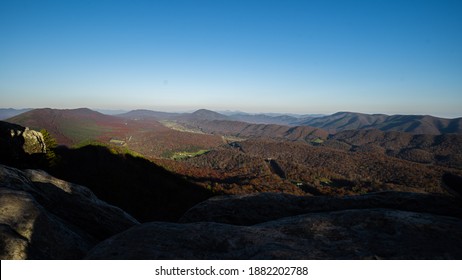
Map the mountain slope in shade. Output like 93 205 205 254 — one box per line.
50 145 214 222
374 114 462 134
297 112 462 134
299 112 388 131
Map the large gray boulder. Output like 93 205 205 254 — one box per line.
86 208 462 259
0 188 94 259
0 164 139 259
20 127 47 154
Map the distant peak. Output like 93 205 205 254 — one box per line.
192 109 217 114
70 107 97 112
190 109 229 120
333 111 361 116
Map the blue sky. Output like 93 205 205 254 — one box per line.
1 0 461 117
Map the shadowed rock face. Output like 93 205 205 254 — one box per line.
86 209 462 260
0 164 139 259
86 192 462 260
443 173 462 198
180 192 462 225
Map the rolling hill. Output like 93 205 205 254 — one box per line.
117 109 328 143
7 108 124 145
177 119 329 143
160 137 459 196
187 109 230 121
325 129 462 168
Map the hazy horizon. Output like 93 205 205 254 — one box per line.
2 106 462 119
1 0 461 118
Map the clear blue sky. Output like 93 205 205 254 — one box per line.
1 0 461 117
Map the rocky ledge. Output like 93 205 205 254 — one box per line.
86 208 462 259
0 164 138 259
180 191 462 225
86 192 462 259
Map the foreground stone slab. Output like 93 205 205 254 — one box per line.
87 208 462 259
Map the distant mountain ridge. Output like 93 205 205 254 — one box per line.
127 109 462 134
6 108 462 136
180 110 462 135
226 113 299 125
117 109 180 120
296 111 462 134
117 109 321 125
0 108 32 120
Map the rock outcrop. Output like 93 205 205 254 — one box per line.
86 208 462 259
0 121 46 153
180 191 462 225
21 127 46 154
0 164 138 259
86 192 462 259
0 121 46 168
